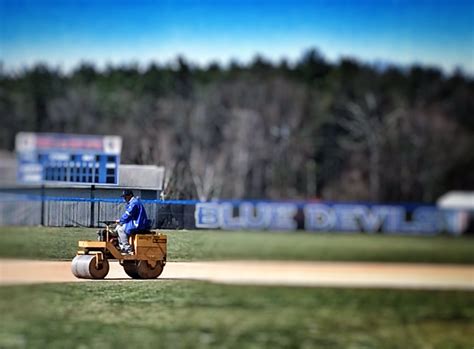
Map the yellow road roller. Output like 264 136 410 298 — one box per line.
71 221 167 279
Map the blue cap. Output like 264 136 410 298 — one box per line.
121 189 134 197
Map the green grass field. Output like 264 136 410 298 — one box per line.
1 282 473 349
0 227 473 348
0 226 473 263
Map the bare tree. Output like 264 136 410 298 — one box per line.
338 92 404 201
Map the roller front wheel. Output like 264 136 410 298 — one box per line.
71 255 109 279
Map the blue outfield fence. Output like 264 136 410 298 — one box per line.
0 194 198 228
0 194 472 235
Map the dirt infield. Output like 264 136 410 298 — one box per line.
1 259 473 290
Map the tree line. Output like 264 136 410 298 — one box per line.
1 48 473 203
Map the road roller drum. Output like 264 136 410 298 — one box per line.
122 260 140 279
71 254 109 279
122 260 164 279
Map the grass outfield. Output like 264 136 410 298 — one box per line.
0 227 473 348
0 281 473 349
0 226 473 263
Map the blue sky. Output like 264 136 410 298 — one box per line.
1 0 473 74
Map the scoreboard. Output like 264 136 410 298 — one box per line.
15 133 122 185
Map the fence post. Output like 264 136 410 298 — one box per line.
40 184 45 226
90 185 95 227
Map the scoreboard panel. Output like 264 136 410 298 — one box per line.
16 133 122 185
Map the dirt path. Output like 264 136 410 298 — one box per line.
1 259 473 290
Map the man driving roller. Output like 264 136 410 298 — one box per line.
115 189 150 255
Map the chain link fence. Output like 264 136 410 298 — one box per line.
0 194 196 229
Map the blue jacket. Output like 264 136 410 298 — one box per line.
119 196 149 234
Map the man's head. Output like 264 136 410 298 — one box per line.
121 189 134 202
